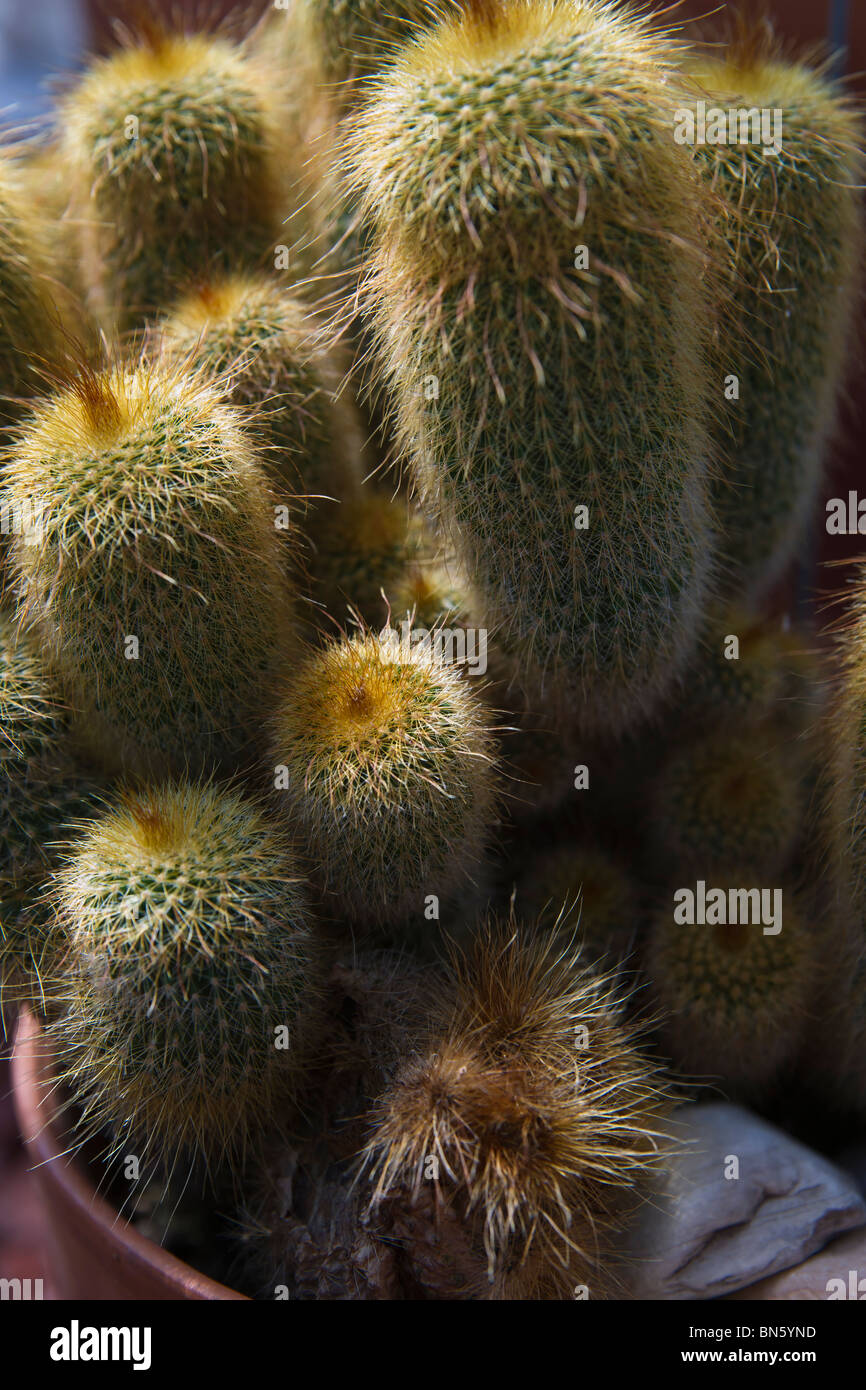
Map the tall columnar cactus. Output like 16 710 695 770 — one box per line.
647 884 813 1097
156 274 362 506
270 631 497 929
344 0 719 733
360 922 672 1298
684 29 864 596
651 725 804 878
60 28 297 332
47 780 322 1172
3 362 290 778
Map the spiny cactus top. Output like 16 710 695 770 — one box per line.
61 31 286 330
271 631 497 927
361 921 672 1297
3 361 289 776
48 779 322 1172
647 886 814 1095
343 0 719 733
158 273 362 504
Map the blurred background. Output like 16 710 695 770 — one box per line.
0 0 862 1297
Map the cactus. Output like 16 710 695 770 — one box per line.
688 606 790 723
685 26 864 596
291 1 452 115
46 779 322 1172
60 26 294 332
344 0 719 734
0 151 62 433
518 842 639 969
0 610 97 882
3 361 290 778
306 487 473 631
360 921 672 1298
650 725 804 878
270 630 497 929
647 884 813 1096
156 273 362 506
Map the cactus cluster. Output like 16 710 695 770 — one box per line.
0 0 864 1303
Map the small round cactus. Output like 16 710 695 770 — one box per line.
647 884 814 1096
687 606 791 724
651 726 804 877
270 631 497 929
360 921 672 1298
47 779 322 1172
156 273 362 506
344 0 719 734
685 27 864 596
518 841 639 969
306 487 473 631
3 361 290 777
61 27 290 331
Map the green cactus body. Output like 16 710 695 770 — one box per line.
686 47 863 596
0 612 105 1006
61 33 288 332
651 725 804 878
829 579 866 915
157 274 362 506
518 842 639 967
0 154 62 432
306 487 473 631
295 1 452 113
3 364 290 778
47 780 321 1170
270 631 497 928
647 886 813 1095
344 0 718 734
0 611 97 881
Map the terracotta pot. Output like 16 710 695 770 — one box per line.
11 1008 247 1301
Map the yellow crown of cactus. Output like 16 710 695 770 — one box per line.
2 361 290 777
270 630 497 928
